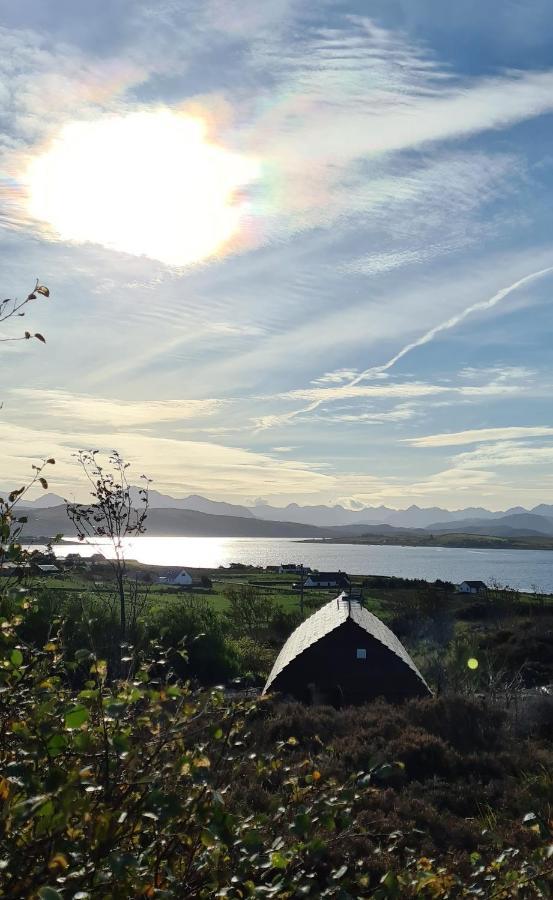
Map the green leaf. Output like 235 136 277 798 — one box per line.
73 731 92 752
271 852 288 869
10 649 23 667
293 812 311 836
65 705 89 729
201 829 216 848
380 871 399 896
47 733 67 757
36 799 55 818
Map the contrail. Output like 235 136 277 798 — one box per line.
259 265 553 429
348 265 553 387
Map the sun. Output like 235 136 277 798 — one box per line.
24 110 260 267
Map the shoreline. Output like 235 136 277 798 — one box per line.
301 536 553 552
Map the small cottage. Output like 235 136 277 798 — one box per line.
458 580 487 594
158 568 193 587
263 594 430 705
34 564 60 576
302 571 350 590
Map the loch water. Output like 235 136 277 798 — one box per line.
48 536 553 593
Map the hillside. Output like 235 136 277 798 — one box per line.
19 503 553 548
15 489 553 530
426 512 553 537
19 504 331 539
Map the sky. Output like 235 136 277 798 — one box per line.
1 0 553 510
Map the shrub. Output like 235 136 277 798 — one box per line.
1 592 552 897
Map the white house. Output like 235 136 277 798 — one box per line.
158 568 193 587
302 571 350 590
458 580 487 594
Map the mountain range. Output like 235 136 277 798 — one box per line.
15 490 553 531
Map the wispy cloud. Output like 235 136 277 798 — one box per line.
458 366 537 381
311 369 361 386
406 426 553 448
12 389 226 427
456 440 553 469
0 419 331 501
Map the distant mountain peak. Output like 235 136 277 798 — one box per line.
19 492 64 509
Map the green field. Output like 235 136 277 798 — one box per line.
32 568 360 616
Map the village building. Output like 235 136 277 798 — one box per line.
34 563 60 576
263 593 431 705
458 580 487 594
302 571 350 590
158 568 193 587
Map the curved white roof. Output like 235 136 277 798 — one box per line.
263 594 429 695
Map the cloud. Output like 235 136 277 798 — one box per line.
327 403 419 425
245 14 553 236
254 362 538 430
311 369 361 385
406 426 553 448
456 440 553 469
458 366 536 381
253 382 450 429
281 382 450 403
205 321 266 337
12 389 225 427
0 419 331 500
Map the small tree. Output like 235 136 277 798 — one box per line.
224 584 277 638
65 451 151 652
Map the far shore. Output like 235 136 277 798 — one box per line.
301 534 553 551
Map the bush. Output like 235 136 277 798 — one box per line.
149 594 238 683
1 591 553 897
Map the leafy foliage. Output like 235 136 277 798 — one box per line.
1 582 553 897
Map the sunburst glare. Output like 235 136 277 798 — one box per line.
24 110 260 266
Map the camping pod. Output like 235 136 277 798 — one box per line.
263 594 431 705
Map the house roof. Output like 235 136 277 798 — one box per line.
263 594 429 695
306 571 350 581
462 580 487 588
36 564 59 573
160 567 190 579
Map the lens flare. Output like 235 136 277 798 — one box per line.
467 657 479 670
24 110 260 267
